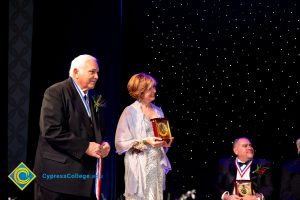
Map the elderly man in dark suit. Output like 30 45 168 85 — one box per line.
280 137 300 200
34 54 110 200
216 137 273 200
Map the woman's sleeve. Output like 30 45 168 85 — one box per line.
115 107 138 154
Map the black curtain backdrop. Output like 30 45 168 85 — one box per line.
6 0 300 199
119 0 299 199
2 0 8 199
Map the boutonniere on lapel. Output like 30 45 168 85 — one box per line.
252 164 269 176
92 94 106 112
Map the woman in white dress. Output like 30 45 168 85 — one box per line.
115 73 173 200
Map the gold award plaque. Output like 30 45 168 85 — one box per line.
234 180 253 197
150 118 172 142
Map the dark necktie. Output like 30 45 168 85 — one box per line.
84 95 93 124
84 95 91 113
84 95 94 137
84 95 88 105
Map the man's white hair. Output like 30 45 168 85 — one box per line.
296 138 300 148
69 54 97 77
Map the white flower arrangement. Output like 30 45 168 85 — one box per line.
178 189 196 200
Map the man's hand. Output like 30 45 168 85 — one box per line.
224 194 257 200
85 142 102 158
85 141 110 158
224 194 241 200
241 195 257 200
100 141 110 158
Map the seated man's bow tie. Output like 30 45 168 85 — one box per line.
238 160 251 167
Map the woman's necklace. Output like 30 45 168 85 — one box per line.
141 104 156 119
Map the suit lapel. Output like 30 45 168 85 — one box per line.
226 159 237 188
250 159 258 178
67 78 95 139
229 160 237 179
250 159 260 190
88 93 102 143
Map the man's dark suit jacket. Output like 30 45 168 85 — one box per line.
216 157 273 199
280 157 300 200
34 78 104 197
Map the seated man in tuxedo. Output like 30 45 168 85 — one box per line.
280 137 300 200
216 137 273 200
